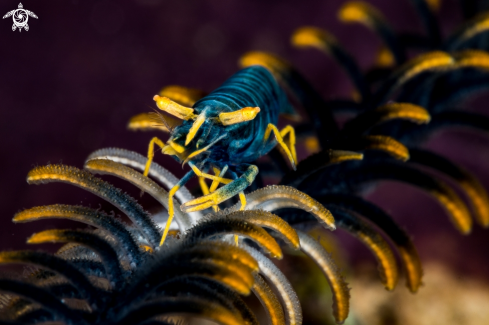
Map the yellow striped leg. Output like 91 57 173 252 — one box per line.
188 162 233 185
264 124 298 170
208 166 229 212
182 165 258 213
143 137 166 177
160 169 195 246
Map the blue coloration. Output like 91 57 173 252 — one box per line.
170 66 294 170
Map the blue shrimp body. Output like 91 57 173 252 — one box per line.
169 65 294 169
143 65 298 246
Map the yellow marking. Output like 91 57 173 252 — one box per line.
239 51 290 75
161 144 178 156
153 95 196 120
280 125 298 166
185 241 259 272
127 113 169 132
13 205 92 223
0 252 26 263
183 147 208 166
198 176 210 195
211 269 252 296
189 163 233 185
376 46 395 67
454 50 489 70
460 176 489 227
280 113 302 122
291 26 337 52
329 150 364 163
182 165 256 214
27 230 62 244
139 244 154 253
353 225 399 290
160 184 180 246
199 174 220 212
143 137 166 177
300 230 349 322
264 124 298 170
205 258 255 289
182 134 228 166
239 192 247 211
168 140 186 153
186 112 207 145
182 189 231 212
168 229 181 238
234 234 239 246
397 51 453 86
426 0 441 11
454 13 489 46
229 210 300 250
363 135 410 161
431 183 472 235
375 102 431 124
209 167 224 192
304 136 320 154
219 107 261 125
338 1 384 27
398 245 423 293
238 185 336 231
351 89 361 102
252 273 285 325
210 167 228 212
159 85 205 107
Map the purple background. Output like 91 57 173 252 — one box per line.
0 0 488 287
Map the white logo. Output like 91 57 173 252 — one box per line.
3 3 38 32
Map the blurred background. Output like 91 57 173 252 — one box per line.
1 0 489 324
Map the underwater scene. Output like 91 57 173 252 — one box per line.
1 0 489 324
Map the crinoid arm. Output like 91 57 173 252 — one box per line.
27 229 124 288
13 204 144 267
243 246 302 325
26 164 161 248
251 273 285 325
296 230 350 324
338 1 406 64
291 26 370 101
86 147 197 205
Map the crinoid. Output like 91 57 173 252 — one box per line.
1 1 489 325
0 150 340 325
